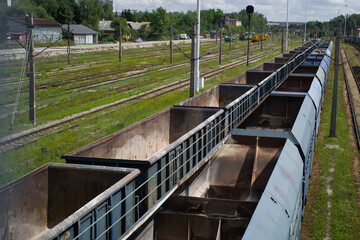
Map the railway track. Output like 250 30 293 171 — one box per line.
341 46 360 149
0 49 276 153
0 42 216 85
0 42 274 92
0 43 276 110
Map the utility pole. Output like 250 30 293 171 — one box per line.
190 22 196 98
344 4 348 36
285 0 289 50
67 20 70 64
329 18 341 138
195 0 200 92
281 30 284 54
27 14 35 124
219 24 222 65
216 32 218 44
229 28 232 51
261 26 263 52
304 6 307 43
170 24 173 64
119 21 122 62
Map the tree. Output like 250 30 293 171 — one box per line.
55 0 74 23
111 16 130 40
0 3 8 43
149 7 169 39
8 0 53 20
121 9 135 21
79 0 104 31
102 2 114 20
137 24 150 39
32 0 59 18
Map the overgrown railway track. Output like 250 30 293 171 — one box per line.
0 42 274 91
342 46 360 149
0 48 276 153
0 43 276 111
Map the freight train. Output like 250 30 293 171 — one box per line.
0 40 333 240
239 32 255 40
251 33 269 42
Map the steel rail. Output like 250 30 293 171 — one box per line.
341 47 360 150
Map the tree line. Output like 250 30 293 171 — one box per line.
286 14 360 38
1 0 360 44
1 0 113 32
0 0 269 42
112 7 269 41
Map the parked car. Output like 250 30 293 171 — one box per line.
180 34 189 40
134 37 143 43
174 36 180 40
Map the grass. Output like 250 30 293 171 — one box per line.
300 43 360 239
0 40 279 135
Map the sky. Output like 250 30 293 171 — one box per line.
114 0 359 22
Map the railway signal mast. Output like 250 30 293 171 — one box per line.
246 5 254 66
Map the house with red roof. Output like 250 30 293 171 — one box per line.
8 17 62 43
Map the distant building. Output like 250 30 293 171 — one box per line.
99 20 115 41
1 0 17 7
8 17 62 43
62 24 98 44
99 20 115 34
127 21 150 31
267 21 304 27
224 15 242 27
357 28 360 36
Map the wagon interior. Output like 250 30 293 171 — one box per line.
153 135 286 240
0 164 131 239
276 75 314 92
238 95 305 131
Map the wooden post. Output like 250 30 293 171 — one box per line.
229 27 232 51
170 24 173 64
281 30 284 54
261 26 263 51
119 21 122 62
67 20 70 64
219 24 222 65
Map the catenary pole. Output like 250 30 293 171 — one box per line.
329 18 341 137
27 14 35 124
190 22 196 97
195 0 200 91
